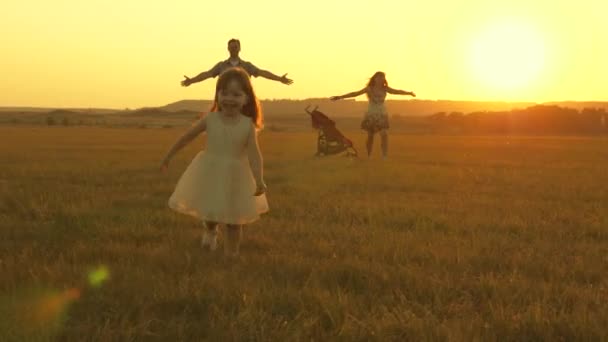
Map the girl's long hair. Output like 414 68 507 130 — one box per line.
366 71 388 99
210 67 263 128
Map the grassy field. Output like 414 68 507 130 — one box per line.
1 125 607 341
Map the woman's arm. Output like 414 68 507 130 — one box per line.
387 86 416 97
246 122 266 195
330 87 368 101
160 116 207 170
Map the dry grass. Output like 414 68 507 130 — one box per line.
1 126 607 341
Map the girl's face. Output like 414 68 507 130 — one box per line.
218 79 249 115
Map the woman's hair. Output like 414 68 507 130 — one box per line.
210 67 263 128
366 71 388 98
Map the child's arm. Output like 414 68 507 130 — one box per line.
246 123 266 195
330 87 368 101
160 116 207 171
387 86 416 97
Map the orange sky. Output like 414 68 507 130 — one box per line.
1 0 606 108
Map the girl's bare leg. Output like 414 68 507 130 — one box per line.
225 224 243 257
202 221 219 251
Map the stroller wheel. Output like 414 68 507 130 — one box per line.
345 148 358 158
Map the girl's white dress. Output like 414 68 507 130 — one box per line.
168 112 268 224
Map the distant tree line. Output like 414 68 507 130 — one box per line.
428 105 608 135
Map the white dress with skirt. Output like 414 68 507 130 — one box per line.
168 112 268 225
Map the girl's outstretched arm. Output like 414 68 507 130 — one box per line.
246 122 266 195
160 116 207 171
387 86 416 97
329 87 368 101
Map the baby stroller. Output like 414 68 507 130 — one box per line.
305 105 358 157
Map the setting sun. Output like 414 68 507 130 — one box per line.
1 0 606 107
469 19 546 93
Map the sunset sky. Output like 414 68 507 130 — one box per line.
1 0 606 109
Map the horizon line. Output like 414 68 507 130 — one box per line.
2 98 608 111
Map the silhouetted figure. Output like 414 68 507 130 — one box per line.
330 72 415 159
181 39 293 86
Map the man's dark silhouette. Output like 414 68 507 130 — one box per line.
181 39 293 87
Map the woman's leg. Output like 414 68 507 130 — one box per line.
202 221 219 251
225 224 243 257
380 129 388 158
366 131 375 157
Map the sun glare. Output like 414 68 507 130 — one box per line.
469 20 546 92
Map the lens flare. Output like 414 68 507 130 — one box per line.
5 265 110 340
88 265 110 288
34 288 81 324
0 287 81 340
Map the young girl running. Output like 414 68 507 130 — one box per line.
160 67 268 257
